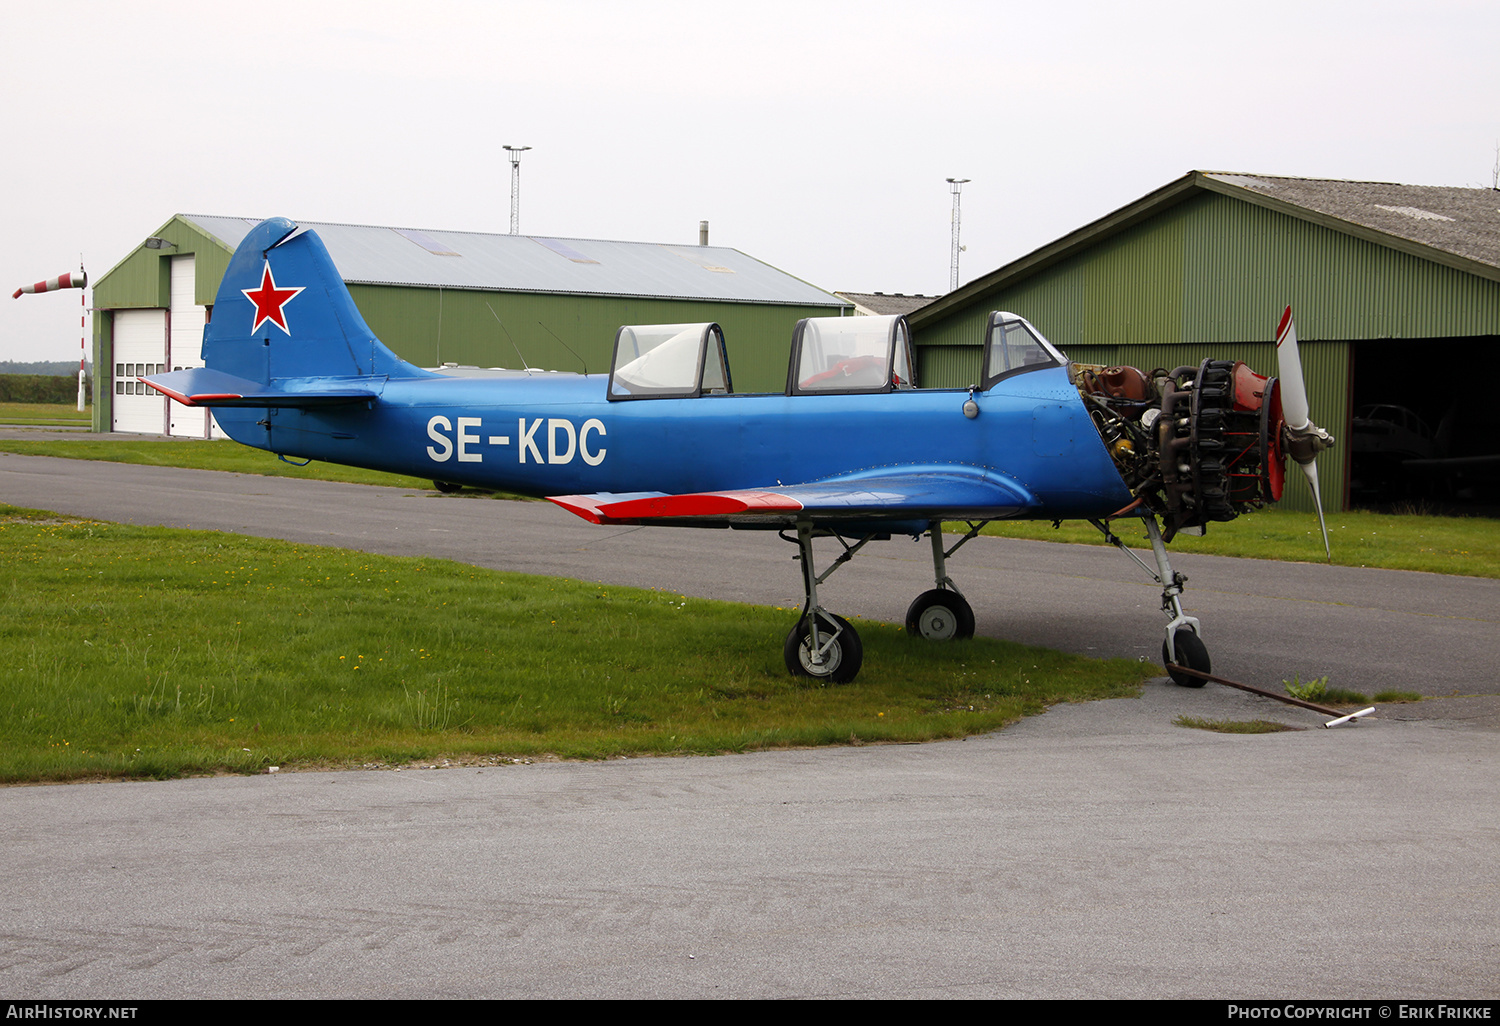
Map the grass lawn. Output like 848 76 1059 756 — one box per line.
0 505 1155 783
0 401 90 426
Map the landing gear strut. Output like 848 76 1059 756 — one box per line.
905 520 978 640
782 521 867 684
1090 513 1211 687
779 519 988 683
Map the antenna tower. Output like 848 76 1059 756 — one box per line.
504 145 532 234
946 177 970 292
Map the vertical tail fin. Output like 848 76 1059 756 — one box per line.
204 217 432 385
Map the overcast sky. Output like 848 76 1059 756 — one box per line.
4 0 1497 362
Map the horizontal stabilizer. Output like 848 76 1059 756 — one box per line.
550 468 1035 526
141 367 379 408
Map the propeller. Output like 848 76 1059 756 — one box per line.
1274 307 1336 560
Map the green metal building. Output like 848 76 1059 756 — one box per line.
91 214 849 436
911 171 1500 511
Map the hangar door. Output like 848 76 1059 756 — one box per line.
111 309 167 434
167 255 223 439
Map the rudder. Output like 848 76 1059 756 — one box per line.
204 217 430 385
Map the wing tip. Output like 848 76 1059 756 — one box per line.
548 495 610 524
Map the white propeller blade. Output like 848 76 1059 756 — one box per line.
1275 306 1311 432
1303 458 1331 560
1275 307 1334 560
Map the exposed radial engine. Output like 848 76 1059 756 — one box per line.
1075 360 1294 542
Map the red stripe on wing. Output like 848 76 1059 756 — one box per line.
549 490 802 524
602 490 801 518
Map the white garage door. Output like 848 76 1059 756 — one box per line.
167 255 222 439
111 309 167 435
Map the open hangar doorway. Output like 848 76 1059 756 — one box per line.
1349 335 1500 513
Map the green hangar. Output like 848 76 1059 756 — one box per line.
91 214 850 437
911 171 1500 511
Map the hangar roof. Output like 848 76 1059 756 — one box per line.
1199 173 1500 272
913 170 1500 327
834 291 936 316
177 214 846 309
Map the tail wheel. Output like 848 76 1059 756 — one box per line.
904 589 975 641
784 613 863 684
432 480 462 493
1162 628 1211 688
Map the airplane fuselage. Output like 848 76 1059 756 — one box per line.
210 364 1134 526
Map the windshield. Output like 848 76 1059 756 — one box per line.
981 313 1063 388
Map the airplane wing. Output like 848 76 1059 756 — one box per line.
549 467 1036 526
142 367 380 408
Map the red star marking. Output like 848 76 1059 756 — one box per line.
242 262 305 334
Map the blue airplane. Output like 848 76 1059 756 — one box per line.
143 217 1334 685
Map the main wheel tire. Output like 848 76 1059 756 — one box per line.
904 589 975 641
432 480 462 494
1162 628 1210 687
784 613 863 684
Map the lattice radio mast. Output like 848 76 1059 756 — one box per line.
946 177 970 292
504 145 532 234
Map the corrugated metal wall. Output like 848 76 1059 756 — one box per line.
912 190 1500 512
916 345 982 389
919 194 1500 355
91 313 112 432
1181 196 1500 341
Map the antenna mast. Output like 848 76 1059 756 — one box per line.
946 177 970 292
504 145 532 234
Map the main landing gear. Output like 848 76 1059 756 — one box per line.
781 515 1212 687
782 519 984 684
904 520 981 641
782 522 869 684
1089 513 1212 687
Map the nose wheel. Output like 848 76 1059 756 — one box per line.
1090 514 1213 688
1162 627 1210 687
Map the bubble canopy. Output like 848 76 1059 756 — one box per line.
609 322 731 400
788 315 915 395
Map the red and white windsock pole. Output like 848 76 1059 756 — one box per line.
12 266 89 411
